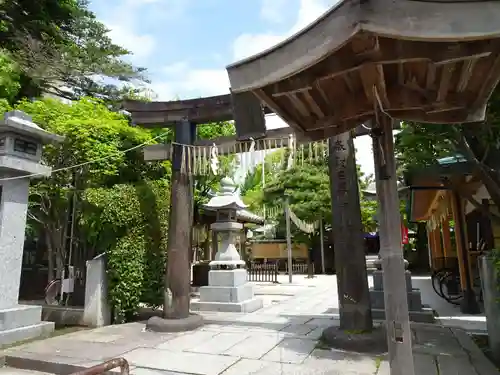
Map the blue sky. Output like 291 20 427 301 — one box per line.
89 0 375 176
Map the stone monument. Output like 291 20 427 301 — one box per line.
370 256 434 323
191 177 263 313
0 110 63 345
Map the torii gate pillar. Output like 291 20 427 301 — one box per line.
147 119 204 332
371 114 414 375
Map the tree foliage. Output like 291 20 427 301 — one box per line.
241 143 378 242
5 97 169 282
395 86 500 219
0 0 147 103
81 181 169 322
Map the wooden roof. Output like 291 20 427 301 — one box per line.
226 0 500 140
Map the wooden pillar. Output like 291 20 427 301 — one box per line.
450 191 480 314
441 219 453 259
433 226 444 263
371 116 414 375
328 131 372 331
164 120 195 319
427 226 437 270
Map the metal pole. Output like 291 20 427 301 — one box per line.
285 198 293 283
320 218 325 274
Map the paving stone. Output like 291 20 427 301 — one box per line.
261 338 317 364
377 360 389 375
304 327 324 340
223 334 282 359
7 339 136 362
155 330 218 351
221 358 364 375
187 332 249 354
0 369 51 375
414 353 438 375
437 354 478 375
201 324 249 333
72 332 124 343
304 318 336 327
451 328 485 358
123 348 238 375
132 368 188 375
303 349 378 374
280 324 314 336
412 327 465 357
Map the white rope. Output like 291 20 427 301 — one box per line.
0 132 168 182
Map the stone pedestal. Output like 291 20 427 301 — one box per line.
191 268 263 313
0 179 54 345
370 269 434 323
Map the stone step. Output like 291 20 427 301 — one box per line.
371 306 435 323
0 305 43 331
0 322 54 347
370 288 423 311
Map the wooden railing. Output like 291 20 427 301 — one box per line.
247 262 279 283
285 262 314 275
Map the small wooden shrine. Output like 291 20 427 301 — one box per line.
406 155 496 312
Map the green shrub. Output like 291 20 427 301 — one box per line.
81 180 169 323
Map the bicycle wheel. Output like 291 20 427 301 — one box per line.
439 272 463 305
45 279 61 305
432 269 452 298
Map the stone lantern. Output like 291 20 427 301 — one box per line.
0 110 64 345
208 177 246 268
191 177 263 313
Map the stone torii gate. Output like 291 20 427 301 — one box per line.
225 1 500 375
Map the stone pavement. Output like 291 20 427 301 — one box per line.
1 275 498 375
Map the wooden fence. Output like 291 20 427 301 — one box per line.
247 262 279 283
285 262 314 275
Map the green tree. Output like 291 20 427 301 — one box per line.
10 97 168 280
0 0 147 102
395 86 500 219
241 142 377 241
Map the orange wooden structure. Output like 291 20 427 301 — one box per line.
407 159 493 294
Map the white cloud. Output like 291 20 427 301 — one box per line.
150 64 230 100
260 0 289 23
105 23 156 60
232 0 333 61
231 0 375 175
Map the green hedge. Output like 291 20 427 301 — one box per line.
81 180 169 322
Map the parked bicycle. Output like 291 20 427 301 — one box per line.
431 256 483 306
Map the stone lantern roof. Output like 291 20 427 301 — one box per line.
203 177 247 211
0 111 64 144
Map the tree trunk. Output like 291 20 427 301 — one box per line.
328 131 373 331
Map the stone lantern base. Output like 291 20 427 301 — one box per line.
191 267 263 313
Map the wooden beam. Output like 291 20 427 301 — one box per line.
457 59 477 92
123 94 274 127
268 40 495 95
436 63 455 103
